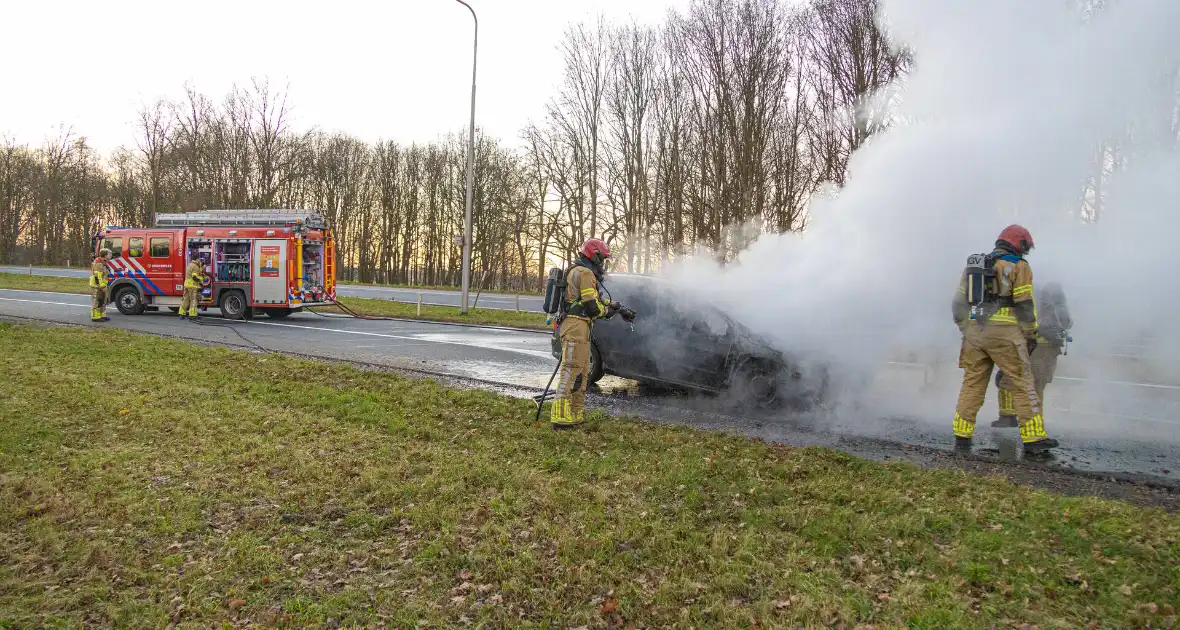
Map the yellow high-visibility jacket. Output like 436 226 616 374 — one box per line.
184 261 205 289
89 258 109 289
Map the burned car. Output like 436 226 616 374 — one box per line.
549 272 827 409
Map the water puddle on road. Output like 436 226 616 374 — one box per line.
408 332 554 361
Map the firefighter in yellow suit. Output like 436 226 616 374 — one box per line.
951 224 1059 452
551 238 618 429
995 282 1071 428
89 248 112 322
180 251 206 320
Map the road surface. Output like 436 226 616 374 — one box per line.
1 287 1178 489
0 266 544 312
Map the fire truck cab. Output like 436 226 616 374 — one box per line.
93 209 337 319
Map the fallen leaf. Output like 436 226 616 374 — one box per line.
772 599 792 610
877 592 890 601
600 597 619 615
262 576 271 585
118 409 130 415
451 595 467 604
292 553 304 561
1139 603 1160 615
1120 585 1134 596
228 598 246 609
458 570 473 580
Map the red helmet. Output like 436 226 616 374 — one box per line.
579 237 611 266
996 224 1034 255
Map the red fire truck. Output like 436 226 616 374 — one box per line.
92 209 337 319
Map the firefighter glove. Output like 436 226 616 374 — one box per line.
619 306 637 323
604 301 622 318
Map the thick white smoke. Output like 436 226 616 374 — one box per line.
668 0 1180 431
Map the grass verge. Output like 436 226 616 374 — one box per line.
1 323 1177 628
0 271 87 295
0 272 547 331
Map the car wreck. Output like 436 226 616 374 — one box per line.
549 272 828 410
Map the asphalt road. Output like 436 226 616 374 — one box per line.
0 266 545 312
2 287 1178 487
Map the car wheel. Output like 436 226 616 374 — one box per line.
729 359 779 409
115 287 145 315
588 343 605 384
264 308 293 319
219 291 251 320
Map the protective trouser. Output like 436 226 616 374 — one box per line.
90 288 107 321
953 323 1049 444
997 344 1058 421
180 287 201 317
551 317 591 427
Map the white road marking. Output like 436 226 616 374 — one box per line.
0 296 89 309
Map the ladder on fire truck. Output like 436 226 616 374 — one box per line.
153 209 329 229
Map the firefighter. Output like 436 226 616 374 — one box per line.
550 237 621 429
89 248 112 322
994 282 1072 427
180 250 206 320
951 224 1059 452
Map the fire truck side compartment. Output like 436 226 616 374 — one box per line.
251 239 289 305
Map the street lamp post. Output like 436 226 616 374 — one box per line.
455 0 477 314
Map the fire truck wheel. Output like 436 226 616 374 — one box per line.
115 287 145 316
263 308 293 319
219 290 250 320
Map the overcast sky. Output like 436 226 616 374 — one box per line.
1 0 690 154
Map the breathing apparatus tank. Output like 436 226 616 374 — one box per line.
542 267 567 326
963 252 997 320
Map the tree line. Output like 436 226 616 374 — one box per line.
0 0 908 291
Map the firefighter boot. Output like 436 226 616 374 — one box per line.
1023 437 1060 452
955 436 972 453
1019 414 1059 452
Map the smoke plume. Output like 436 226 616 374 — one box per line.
669 0 1180 433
